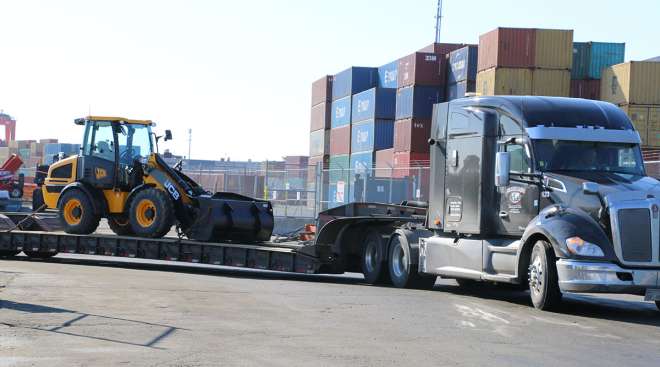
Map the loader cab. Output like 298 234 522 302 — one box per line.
78 117 154 190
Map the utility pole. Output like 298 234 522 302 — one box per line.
435 0 443 43
188 128 192 159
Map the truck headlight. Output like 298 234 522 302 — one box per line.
566 236 604 257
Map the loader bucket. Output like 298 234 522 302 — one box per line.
187 192 274 243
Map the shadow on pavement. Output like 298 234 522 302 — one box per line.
433 282 660 327
0 299 184 349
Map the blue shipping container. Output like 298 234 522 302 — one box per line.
572 42 625 79
351 88 396 123
378 61 398 89
327 182 349 208
350 151 375 175
330 96 352 128
351 119 394 153
332 67 378 101
448 45 478 84
395 86 444 120
447 80 476 101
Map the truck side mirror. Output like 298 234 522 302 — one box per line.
582 182 599 195
495 152 510 187
164 129 172 141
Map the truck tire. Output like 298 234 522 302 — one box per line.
128 188 174 238
528 240 562 310
361 230 390 285
388 234 436 289
32 188 45 211
58 189 100 234
108 215 134 236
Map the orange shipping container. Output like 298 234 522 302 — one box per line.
601 62 660 106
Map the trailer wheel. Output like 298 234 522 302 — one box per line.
58 189 100 234
528 240 562 310
108 215 134 236
32 187 45 211
129 188 174 238
361 230 390 285
388 234 436 289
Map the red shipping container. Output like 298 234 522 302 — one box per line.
392 151 430 179
310 102 331 131
329 125 351 155
375 148 395 178
570 79 601 100
398 52 447 88
478 28 536 71
311 75 333 106
418 43 469 55
394 119 432 153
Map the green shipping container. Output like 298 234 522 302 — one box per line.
329 154 350 184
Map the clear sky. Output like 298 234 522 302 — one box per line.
0 0 658 161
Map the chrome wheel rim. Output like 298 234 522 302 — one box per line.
529 253 544 295
364 240 378 274
391 242 407 278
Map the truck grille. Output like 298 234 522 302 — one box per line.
610 201 660 266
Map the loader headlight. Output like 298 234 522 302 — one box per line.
566 236 604 257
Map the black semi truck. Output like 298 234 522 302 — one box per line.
2 96 659 311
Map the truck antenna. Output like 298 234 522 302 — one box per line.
435 0 443 43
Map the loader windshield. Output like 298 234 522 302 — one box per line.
117 124 153 164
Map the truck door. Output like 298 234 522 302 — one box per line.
496 115 539 235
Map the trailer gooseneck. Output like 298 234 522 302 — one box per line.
2 96 660 312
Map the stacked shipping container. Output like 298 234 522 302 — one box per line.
570 42 625 100
447 45 478 101
601 61 660 147
309 75 333 201
475 28 573 97
391 50 446 179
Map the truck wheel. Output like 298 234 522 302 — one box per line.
388 234 435 289
528 240 562 310
129 188 174 238
361 230 390 285
58 189 100 234
32 188 45 211
108 215 134 236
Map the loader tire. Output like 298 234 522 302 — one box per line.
58 189 100 234
129 188 174 238
108 215 134 236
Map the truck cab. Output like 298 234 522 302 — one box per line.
420 96 660 309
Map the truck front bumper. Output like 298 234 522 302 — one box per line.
556 259 660 296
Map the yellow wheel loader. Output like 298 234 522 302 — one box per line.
40 116 273 242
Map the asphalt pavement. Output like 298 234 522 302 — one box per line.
1 254 659 367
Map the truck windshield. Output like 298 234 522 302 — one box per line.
533 140 644 175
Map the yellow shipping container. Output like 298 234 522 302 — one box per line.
531 69 570 96
476 68 569 97
618 105 660 147
476 68 532 96
601 62 660 105
534 29 573 69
